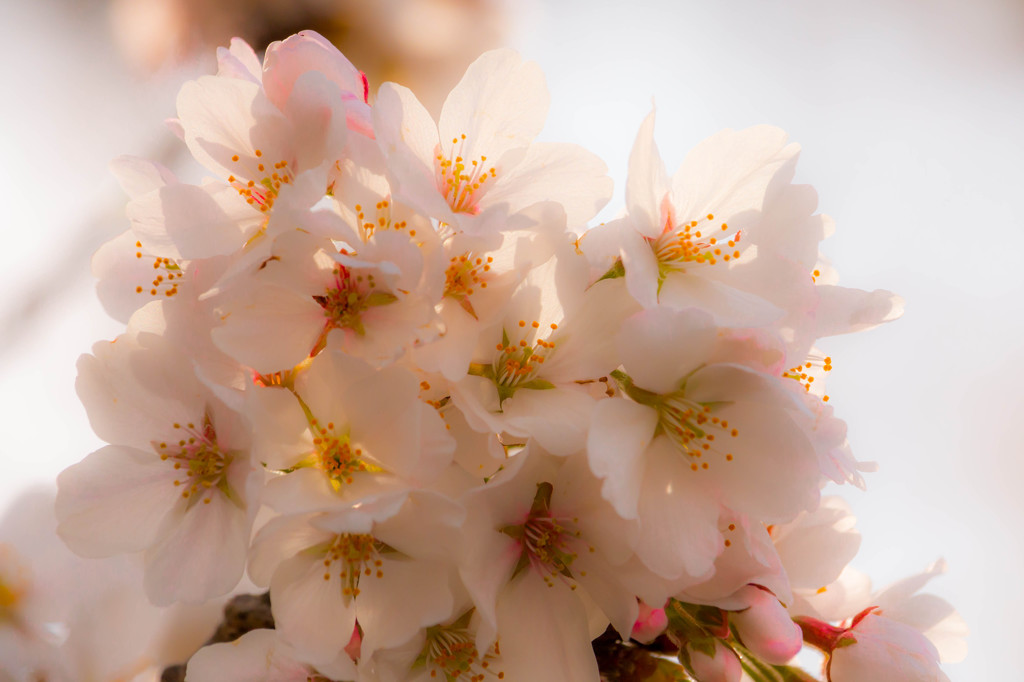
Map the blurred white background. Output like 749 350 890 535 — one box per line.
2 0 1021 678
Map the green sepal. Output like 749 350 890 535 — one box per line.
596 258 626 283
834 632 858 649
216 476 245 510
530 481 554 515
639 658 692 681
365 291 398 307
467 362 496 380
457 295 479 320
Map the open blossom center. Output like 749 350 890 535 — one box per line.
353 199 410 240
132 240 182 298
227 150 293 214
436 134 498 214
612 369 739 471
657 395 739 471
783 354 834 402
444 252 493 317
652 212 743 275
304 417 375 487
422 618 504 681
312 265 397 347
470 322 559 407
319 533 387 605
154 412 232 504
501 482 584 587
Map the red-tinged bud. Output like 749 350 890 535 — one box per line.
795 615 858 653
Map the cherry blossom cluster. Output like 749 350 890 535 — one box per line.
51 31 965 682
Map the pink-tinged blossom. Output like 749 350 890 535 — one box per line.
412 201 570 383
56 318 260 606
373 48 612 237
795 560 966 681
824 609 951 682
598 109 905 359
127 32 374 265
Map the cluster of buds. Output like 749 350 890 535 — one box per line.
37 31 966 681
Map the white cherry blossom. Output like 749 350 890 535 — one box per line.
373 48 612 238
587 306 821 582
57 315 260 605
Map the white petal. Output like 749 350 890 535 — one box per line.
702 402 820 522
618 307 717 394
486 142 613 229
501 387 596 456
271 553 356 665
109 155 176 199
358 560 455 656
586 398 657 520
657 272 783 327
439 49 548 165
495 572 599 682
626 109 670 239
814 285 905 337
671 125 797 224
212 284 325 374
127 182 260 260
56 445 179 557
373 83 450 217
143 492 249 605
634 438 720 581
248 513 333 588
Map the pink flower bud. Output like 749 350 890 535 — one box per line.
731 585 803 665
631 601 668 644
687 640 742 682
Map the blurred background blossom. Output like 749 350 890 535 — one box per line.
1 0 1022 678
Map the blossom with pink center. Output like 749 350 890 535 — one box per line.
460 446 657 682
211 229 436 373
373 48 613 237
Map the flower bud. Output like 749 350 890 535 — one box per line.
731 585 803 665
687 639 741 682
631 601 668 644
